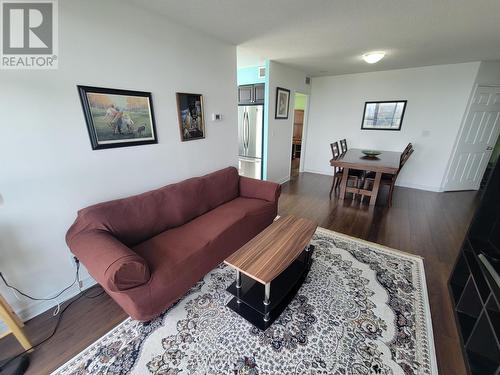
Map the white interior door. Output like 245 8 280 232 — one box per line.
444 85 500 191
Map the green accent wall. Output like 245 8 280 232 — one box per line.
294 93 307 110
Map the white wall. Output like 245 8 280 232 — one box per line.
266 61 310 183
475 60 500 85
304 62 480 191
0 0 237 323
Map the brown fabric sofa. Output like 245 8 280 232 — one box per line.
66 167 281 321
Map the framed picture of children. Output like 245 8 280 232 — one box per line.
77 85 158 150
176 92 205 142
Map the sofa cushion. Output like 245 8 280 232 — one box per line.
134 197 275 276
68 167 239 247
132 197 276 318
202 166 240 210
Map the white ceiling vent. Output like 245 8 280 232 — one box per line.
258 66 266 78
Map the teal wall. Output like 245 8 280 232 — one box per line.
237 66 265 85
263 60 270 180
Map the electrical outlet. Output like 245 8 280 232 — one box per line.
67 253 78 268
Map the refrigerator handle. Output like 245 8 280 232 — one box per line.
243 111 250 154
245 112 250 152
242 112 246 154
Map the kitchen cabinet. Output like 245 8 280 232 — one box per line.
254 84 265 103
238 84 265 105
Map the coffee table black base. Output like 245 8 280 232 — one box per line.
226 245 314 330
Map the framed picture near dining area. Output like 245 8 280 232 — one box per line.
176 92 205 141
361 100 407 131
275 87 291 119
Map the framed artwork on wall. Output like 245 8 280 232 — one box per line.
275 87 291 119
77 85 158 150
361 100 407 131
176 92 205 141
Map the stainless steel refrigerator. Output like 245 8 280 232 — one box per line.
238 105 263 179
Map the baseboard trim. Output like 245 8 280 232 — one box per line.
395 181 443 192
278 176 290 185
303 168 333 176
302 169 443 192
0 276 96 336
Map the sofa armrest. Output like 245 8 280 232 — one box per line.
239 176 281 203
67 230 150 292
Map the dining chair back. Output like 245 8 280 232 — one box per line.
400 147 413 169
340 139 348 154
330 142 340 159
400 143 413 163
363 146 414 206
329 143 361 199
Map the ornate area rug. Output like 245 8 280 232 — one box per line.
52 228 438 375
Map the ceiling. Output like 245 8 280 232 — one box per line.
128 0 500 77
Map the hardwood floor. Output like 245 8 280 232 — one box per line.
0 172 478 375
280 172 478 375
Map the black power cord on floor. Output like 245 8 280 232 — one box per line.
0 285 105 373
0 259 105 373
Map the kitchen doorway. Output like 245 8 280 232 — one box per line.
290 93 308 178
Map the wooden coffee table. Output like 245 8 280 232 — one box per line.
224 216 317 330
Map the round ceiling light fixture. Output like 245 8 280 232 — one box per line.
362 51 385 64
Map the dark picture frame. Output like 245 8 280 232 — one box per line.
361 100 407 131
77 85 158 150
275 87 291 119
176 92 205 142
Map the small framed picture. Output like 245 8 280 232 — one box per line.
77 85 158 150
275 87 291 119
361 100 407 131
176 93 205 141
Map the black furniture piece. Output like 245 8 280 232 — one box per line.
0 354 30 375
238 84 265 105
449 159 500 374
224 216 317 331
226 245 314 330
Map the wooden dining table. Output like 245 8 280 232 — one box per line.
330 148 401 205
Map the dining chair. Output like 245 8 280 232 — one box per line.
364 146 414 206
330 142 340 159
340 139 348 154
329 142 361 199
329 142 341 197
365 142 413 181
401 143 412 162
